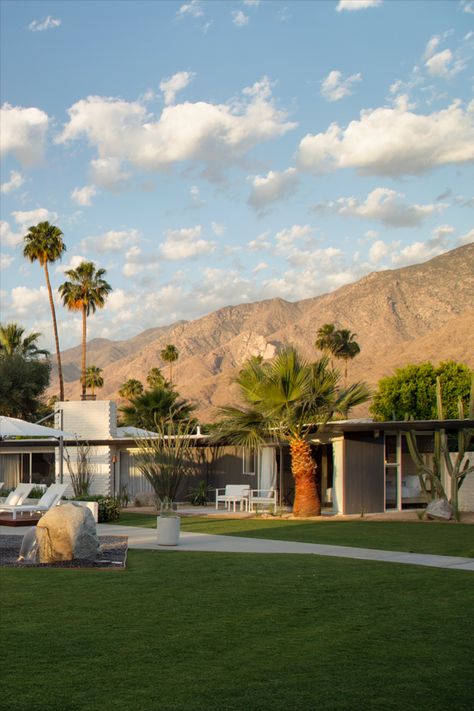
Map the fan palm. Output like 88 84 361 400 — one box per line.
160 344 179 383
23 221 66 400
213 347 370 517
59 261 112 398
119 386 195 432
315 323 339 367
146 367 166 389
334 329 361 381
85 365 104 397
0 323 49 359
118 378 144 400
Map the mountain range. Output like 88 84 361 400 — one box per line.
53 243 474 422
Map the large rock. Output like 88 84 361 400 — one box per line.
426 498 453 521
36 503 100 563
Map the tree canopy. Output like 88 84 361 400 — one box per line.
0 354 51 419
0 323 49 359
370 361 473 421
119 385 195 432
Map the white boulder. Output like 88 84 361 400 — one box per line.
426 498 453 521
36 502 100 563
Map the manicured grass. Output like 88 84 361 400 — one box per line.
3 551 474 711
113 512 474 557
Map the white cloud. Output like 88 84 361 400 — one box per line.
159 225 215 260
335 187 446 227
177 1 203 18
425 49 464 78
232 11 250 27
274 224 315 253
160 71 195 105
1 171 25 194
56 79 296 183
0 103 49 166
336 0 382 11
0 221 22 248
320 70 362 102
244 1 260 6
457 228 474 245
12 208 59 233
28 16 61 32
55 255 87 275
0 253 14 270
247 167 298 213
71 185 97 206
368 240 390 263
10 286 49 318
297 99 474 176
89 157 131 189
460 1 474 14
248 231 272 251
253 262 268 273
81 228 140 254
211 222 225 236
368 226 453 268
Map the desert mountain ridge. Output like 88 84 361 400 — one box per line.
53 243 474 422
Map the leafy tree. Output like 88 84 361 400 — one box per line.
59 261 112 398
23 221 66 401
212 347 370 517
0 354 50 419
0 323 49 359
119 385 195 432
160 344 179 383
146 367 166 389
370 361 473 421
85 365 104 397
118 378 144 400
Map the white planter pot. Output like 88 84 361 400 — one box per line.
156 515 180 546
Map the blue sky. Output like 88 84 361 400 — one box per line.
1 0 473 351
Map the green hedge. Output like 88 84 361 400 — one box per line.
73 495 121 523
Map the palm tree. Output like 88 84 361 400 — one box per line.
212 347 370 517
334 329 361 382
118 378 144 400
85 365 104 398
315 323 339 367
119 386 195 432
146 367 166 389
23 221 66 400
0 323 49 359
59 261 112 399
160 344 179 384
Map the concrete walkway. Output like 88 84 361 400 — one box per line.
99 524 474 572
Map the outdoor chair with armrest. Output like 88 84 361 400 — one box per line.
0 483 34 509
1 483 68 520
249 488 277 512
215 484 251 512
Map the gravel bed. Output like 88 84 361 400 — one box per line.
0 535 128 569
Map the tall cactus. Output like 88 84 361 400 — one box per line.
405 375 474 518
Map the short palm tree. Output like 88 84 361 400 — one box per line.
23 221 66 400
119 386 194 432
118 378 144 400
85 365 104 397
212 347 370 517
59 261 112 399
160 344 179 384
146 367 166 389
315 323 339 367
0 323 49 359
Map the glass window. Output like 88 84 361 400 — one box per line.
242 448 256 476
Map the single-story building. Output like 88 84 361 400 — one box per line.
1 400 473 513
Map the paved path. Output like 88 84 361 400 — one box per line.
99 524 474 572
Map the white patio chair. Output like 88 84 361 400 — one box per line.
1 483 68 520
249 488 277 512
0 483 34 509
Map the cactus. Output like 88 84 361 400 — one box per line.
405 375 474 519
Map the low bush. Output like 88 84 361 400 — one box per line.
73 495 121 523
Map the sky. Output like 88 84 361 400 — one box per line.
1 0 473 352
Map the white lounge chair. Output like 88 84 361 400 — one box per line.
215 484 250 512
0 483 34 509
1 483 67 520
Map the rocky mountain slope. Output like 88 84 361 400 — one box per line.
54 243 474 422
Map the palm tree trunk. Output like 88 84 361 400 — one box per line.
290 436 321 517
44 263 64 401
81 306 87 398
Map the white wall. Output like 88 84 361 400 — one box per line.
451 452 474 512
332 438 344 514
55 400 117 439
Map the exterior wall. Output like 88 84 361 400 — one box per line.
59 444 112 498
55 400 117 439
332 439 344 514
343 433 385 515
451 452 474 512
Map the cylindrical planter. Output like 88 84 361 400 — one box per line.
156 515 180 546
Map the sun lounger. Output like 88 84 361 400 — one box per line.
0 483 34 509
1 483 67 520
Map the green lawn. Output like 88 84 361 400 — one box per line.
113 512 474 558
3 551 474 711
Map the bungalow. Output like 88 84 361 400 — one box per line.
1 400 473 513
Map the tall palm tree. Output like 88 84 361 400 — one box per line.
146 367 166 389
85 365 104 397
212 347 370 517
23 221 66 400
334 329 361 382
118 378 144 400
315 323 339 368
0 323 49 359
59 261 112 399
160 344 179 384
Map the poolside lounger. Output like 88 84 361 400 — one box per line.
0 483 67 520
